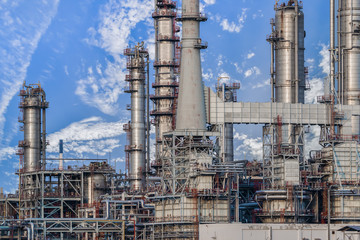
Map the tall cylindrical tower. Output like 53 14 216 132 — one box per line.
176 0 208 130
258 1 311 224
19 84 48 172
151 0 180 165
339 0 360 135
124 44 149 191
18 83 48 218
274 2 305 104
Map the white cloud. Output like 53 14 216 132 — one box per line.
252 79 269 89
80 0 153 115
204 0 216 5
305 45 329 104
247 52 255 59
305 78 323 104
252 10 264 20
202 68 214 82
244 66 261 78
304 126 322 161
219 8 247 33
319 44 330 75
234 132 263 160
217 54 224 67
47 116 127 158
0 147 16 161
75 59 127 116
0 0 60 143
233 62 243 74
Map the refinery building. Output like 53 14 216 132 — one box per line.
1 0 360 239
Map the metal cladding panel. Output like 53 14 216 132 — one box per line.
24 97 42 172
176 0 206 130
204 87 360 127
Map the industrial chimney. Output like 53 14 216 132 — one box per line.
176 0 208 130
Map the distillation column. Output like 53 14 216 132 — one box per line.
339 0 360 136
124 45 149 192
267 0 305 187
258 0 311 223
18 83 48 218
151 0 179 166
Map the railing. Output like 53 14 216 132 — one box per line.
157 34 180 41
152 10 177 18
156 0 177 8
152 81 179 88
317 95 334 103
153 60 179 67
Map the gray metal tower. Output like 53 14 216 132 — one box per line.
258 0 312 223
338 0 360 136
151 0 180 167
18 83 48 218
124 44 149 192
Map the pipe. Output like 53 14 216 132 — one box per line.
295 0 299 103
271 40 275 103
41 88 47 170
330 0 336 95
59 140 63 170
106 200 110 219
146 54 150 182
26 227 31 240
30 222 34 240
338 0 343 104
102 200 155 210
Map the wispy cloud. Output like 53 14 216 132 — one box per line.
216 8 248 33
244 66 261 78
252 79 269 89
47 116 127 158
319 44 330 75
234 132 263 160
79 0 153 115
247 52 255 59
0 0 60 143
305 44 327 104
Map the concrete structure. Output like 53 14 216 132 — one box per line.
175 0 207 130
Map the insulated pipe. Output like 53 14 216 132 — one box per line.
176 0 207 130
330 0 336 95
59 139 63 170
295 0 299 103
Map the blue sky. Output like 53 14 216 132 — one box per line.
0 0 330 193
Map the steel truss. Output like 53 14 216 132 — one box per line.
159 130 219 195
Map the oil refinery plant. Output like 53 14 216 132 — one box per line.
1 0 360 239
